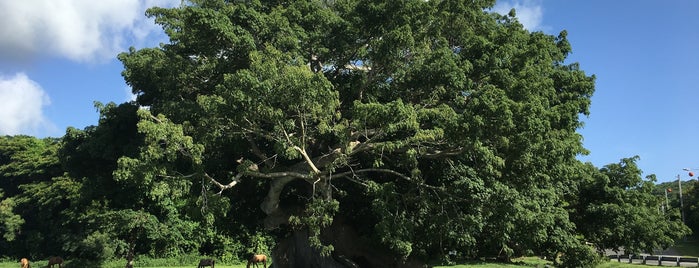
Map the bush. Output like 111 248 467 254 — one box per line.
558 243 602 268
73 231 121 261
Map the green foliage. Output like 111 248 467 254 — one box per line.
681 180 699 235
73 231 119 260
289 198 339 256
3 0 682 266
569 157 691 255
558 242 603 268
0 135 61 195
116 0 596 264
0 195 23 242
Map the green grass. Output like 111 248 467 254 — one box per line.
0 252 689 268
433 261 653 268
430 257 658 268
0 259 653 268
0 258 250 268
595 261 646 268
433 257 550 268
0 262 247 268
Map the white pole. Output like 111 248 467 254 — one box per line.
665 188 669 214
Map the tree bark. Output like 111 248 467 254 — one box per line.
270 219 431 268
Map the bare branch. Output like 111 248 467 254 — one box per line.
332 168 444 190
298 107 306 149
332 168 410 180
279 119 321 174
203 172 242 194
294 146 321 174
247 170 312 180
422 147 464 159
201 169 312 195
148 114 163 123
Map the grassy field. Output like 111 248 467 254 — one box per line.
0 263 248 268
0 254 680 268
0 256 674 268
432 257 644 268
0 260 651 268
0 260 249 268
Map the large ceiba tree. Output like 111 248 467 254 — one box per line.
117 0 595 266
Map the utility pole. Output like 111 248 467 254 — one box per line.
679 174 685 224
665 188 670 214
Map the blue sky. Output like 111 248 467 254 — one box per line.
1 0 698 183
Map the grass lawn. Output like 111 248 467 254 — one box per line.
0 263 248 268
433 260 651 268
0 260 653 268
0 259 249 268
431 256 657 268
0 254 683 268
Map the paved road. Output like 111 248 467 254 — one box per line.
608 248 698 267
606 247 681 256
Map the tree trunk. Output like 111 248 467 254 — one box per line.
270 219 431 268
271 230 347 268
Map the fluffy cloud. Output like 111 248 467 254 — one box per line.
125 86 138 102
0 0 177 63
0 73 53 135
492 0 544 31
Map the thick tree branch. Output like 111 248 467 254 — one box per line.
261 176 296 215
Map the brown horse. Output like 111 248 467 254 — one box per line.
46 257 63 268
246 254 267 268
20 258 30 268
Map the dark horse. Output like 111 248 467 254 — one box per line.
198 258 215 268
46 257 63 268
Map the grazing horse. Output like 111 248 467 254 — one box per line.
46 257 63 268
198 258 215 268
246 254 267 268
20 258 30 268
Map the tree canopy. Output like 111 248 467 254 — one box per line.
0 0 689 267
118 0 595 264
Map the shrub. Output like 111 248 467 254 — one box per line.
558 243 602 268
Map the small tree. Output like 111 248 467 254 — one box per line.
569 157 690 254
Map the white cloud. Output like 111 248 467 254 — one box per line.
125 86 138 102
0 73 54 135
492 0 544 31
0 0 178 63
